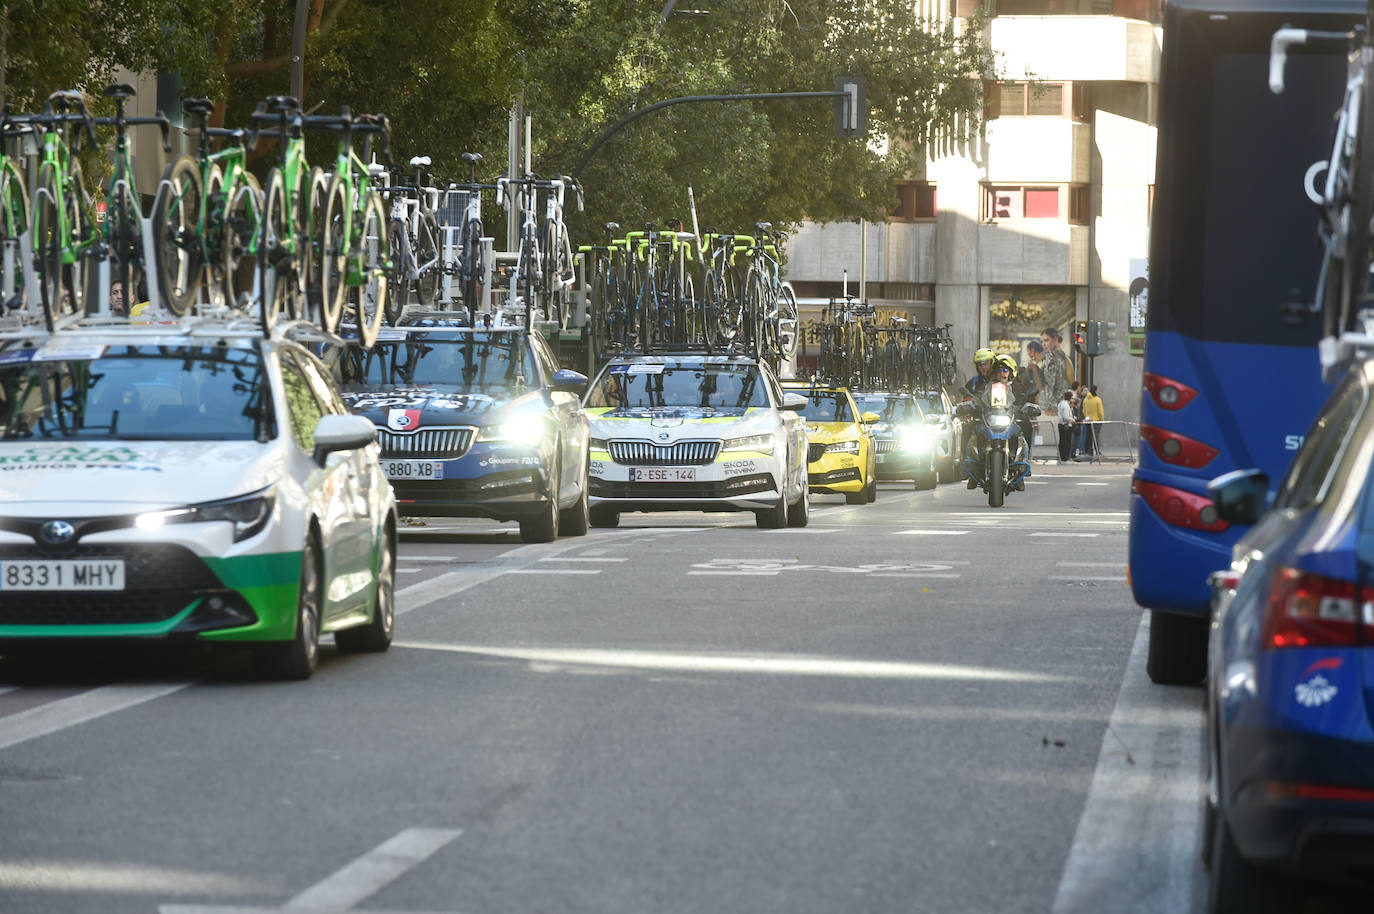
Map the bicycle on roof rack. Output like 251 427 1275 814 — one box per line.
380 154 441 320
445 151 500 326
0 109 34 315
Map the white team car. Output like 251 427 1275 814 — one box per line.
582 354 810 528
0 326 397 680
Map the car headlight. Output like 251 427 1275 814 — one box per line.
823 440 860 455
987 414 1013 430
479 414 551 446
135 487 276 543
722 433 774 454
901 426 933 451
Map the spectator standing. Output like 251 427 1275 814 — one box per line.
1081 385 1105 457
1056 390 1075 462
1039 327 1074 405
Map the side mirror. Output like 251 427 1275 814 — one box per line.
781 392 808 412
313 414 377 466
860 411 882 425
1207 468 1271 526
1020 404 1042 418
551 368 588 394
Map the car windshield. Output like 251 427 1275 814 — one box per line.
586 364 767 409
331 332 538 391
788 391 852 423
0 344 269 441
854 395 921 423
915 396 944 416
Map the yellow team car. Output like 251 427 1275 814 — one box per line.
782 382 878 505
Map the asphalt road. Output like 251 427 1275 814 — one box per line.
0 461 1215 914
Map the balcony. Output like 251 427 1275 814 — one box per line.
988 16 1159 83
977 222 1088 286
984 119 1090 184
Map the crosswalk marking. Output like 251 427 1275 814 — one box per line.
539 556 627 563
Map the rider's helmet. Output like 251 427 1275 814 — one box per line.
994 354 1018 380
974 347 996 366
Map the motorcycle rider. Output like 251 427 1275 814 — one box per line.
993 354 1030 490
965 348 997 397
963 353 1030 490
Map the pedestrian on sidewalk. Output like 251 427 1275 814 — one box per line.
1081 385 1104 457
1057 390 1075 462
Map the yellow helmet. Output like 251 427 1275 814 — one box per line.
974 347 996 365
995 354 1018 379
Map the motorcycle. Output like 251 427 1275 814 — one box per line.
956 381 1039 507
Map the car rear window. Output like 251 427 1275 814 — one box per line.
332 332 539 391
587 364 767 409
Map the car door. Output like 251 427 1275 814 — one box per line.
531 334 584 503
279 350 372 618
762 365 802 497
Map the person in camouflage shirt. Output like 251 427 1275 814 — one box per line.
1038 326 1074 404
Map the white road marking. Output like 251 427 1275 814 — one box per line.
1028 533 1100 538
160 828 463 914
1076 483 1110 487
395 641 1078 683
1048 575 1128 582
283 828 461 911
1051 613 1205 914
0 682 192 753
1058 562 1125 568
538 556 627 562
872 573 961 579
395 568 423 574
0 686 16 696
688 570 780 576
896 529 970 535
397 556 465 563
509 569 602 575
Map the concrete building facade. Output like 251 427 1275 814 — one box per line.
784 0 1159 444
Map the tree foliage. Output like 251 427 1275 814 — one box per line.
3 0 992 234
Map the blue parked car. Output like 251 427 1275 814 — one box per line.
1204 360 1374 912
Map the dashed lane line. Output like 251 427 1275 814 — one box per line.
0 682 193 753
1048 575 1128 582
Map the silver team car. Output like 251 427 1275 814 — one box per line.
582 354 810 528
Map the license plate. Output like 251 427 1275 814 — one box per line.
0 559 125 591
383 459 443 480
629 467 696 482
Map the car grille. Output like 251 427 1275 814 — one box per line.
590 473 774 499
608 439 720 466
875 439 899 454
0 544 223 626
377 427 475 459
807 443 826 464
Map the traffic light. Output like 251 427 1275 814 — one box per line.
1086 320 1104 356
835 76 866 138
1103 320 1118 352
1073 320 1088 353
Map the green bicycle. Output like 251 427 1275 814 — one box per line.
28 91 97 329
154 97 262 314
0 109 33 313
250 95 313 330
96 84 171 315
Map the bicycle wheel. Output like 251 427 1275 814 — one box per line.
152 154 202 315
415 209 441 307
0 163 29 311
109 181 147 318
316 175 347 333
743 270 766 360
200 165 226 309
222 173 263 313
259 169 288 332
32 167 63 328
680 271 698 346
346 193 387 347
385 219 409 322
460 216 484 323
305 167 333 325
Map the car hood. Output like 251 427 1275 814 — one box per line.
803 421 863 444
0 440 276 512
341 387 543 430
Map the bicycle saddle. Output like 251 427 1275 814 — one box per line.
462 152 482 164
754 221 773 232
182 98 216 116
604 222 620 233
265 95 300 112
104 84 136 101
409 155 431 167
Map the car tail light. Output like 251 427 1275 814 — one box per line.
1143 373 1199 410
1140 424 1220 468
1261 566 1369 648
1266 781 1374 803
1132 479 1230 532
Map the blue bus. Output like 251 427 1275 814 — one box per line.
1130 0 1363 685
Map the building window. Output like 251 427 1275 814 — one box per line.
894 181 937 221
984 184 1090 223
985 81 1089 120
